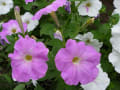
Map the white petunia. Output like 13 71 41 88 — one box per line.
110 23 120 53
111 23 120 37
81 64 110 90
0 0 13 15
113 0 120 9
21 12 39 32
109 17 120 73
109 49 120 73
75 0 102 17
110 36 120 53
75 32 103 52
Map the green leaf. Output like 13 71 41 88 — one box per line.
109 14 120 26
47 39 64 55
40 23 55 38
14 84 25 90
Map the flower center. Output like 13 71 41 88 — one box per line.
26 20 30 24
25 55 32 61
72 57 80 64
86 39 90 43
86 2 91 7
11 29 16 34
2 2 6 6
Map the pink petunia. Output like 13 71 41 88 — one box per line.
55 39 101 85
25 0 33 4
0 20 27 43
32 0 67 20
8 35 49 82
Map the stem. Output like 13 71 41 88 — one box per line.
73 18 95 38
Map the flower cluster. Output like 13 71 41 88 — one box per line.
1 0 118 90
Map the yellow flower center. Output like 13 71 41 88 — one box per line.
2 2 6 6
86 2 91 7
26 20 30 24
86 39 90 43
25 55 32 61
11 29 16 34
72 57 80 64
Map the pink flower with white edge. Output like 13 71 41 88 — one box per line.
8 35 49 82
55 39 101 85
32 0 67 20
0 20 27 43
25 0 33 4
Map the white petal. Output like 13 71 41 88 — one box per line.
81 64 110 90
109 49 120 73
75 32 103 52
76 0 102 17
113 0 120 9
112 8 120 15
110 36 120 52
32 80 37 87
21 12 39 32
0 0 13 15
111 23 120 37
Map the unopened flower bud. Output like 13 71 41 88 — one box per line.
54 30 63 41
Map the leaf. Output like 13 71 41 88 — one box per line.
14 84 25 90
47 39 64 55
109 14 120 26
40 23 55 38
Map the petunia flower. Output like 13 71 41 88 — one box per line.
25 0 33 4
113 0 120 9
75 0 102 17
55 39 101 85
81 64 110 90
8 35 49 82
21 12 39 32
32 0 67 20
75 32 103 52
0 20 27 43
0 0 13 15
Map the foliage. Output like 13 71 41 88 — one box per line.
0 0 120 90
